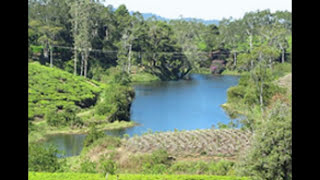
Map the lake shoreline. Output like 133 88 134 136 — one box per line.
29 121 138 143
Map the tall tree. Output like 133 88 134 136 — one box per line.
142 20 191 80
69 0 95 77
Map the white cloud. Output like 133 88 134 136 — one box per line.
104 0 291 20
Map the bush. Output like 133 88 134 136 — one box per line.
28 143 64 172
95 84 134 122
46 105 83 127
168 160 235 175
80 159 97 173
83 124 105 147
126 149 172 174
272 62 291 79
236 101 292 179
99 158 117 175
209 160 235 176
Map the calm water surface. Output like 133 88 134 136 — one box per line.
45 74 240 157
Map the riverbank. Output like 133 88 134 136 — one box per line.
29 120 137 143
130 72 160 83
221 70 245 76
67 128 252 175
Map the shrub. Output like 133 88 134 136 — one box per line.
236 101 292 180
80 159 97 173
46 105 83 127
95 84 134 122
99 158 117 175
209 160 235 176
83 124 105 147
168 160 235 175
28 143 64 172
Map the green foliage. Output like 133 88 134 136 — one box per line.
95 83 134 122
46 104 83 127
130 72 160 82
236 101 292 180
227 70 283 108
28 143 65 172
168 160 235 175
99 158 117 175
79 159 97 173
83 124 106 147
81 135 121 157
127 149 173 174
29 172 250 180
30 45 43 53
272 62 291 79
28 62 102 120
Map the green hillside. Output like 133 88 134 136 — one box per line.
28 62 103 120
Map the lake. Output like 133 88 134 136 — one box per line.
45 74 240 157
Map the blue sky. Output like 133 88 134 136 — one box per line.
104 0 291 20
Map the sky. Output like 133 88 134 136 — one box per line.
104 0 291 20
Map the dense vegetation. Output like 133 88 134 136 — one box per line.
29 0 291 80
28 0 291 179
28 62 102 120
28 62 135 144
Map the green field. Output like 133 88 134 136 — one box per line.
28 172 250 180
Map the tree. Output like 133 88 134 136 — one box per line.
169 19 209 71
237 100 292 180
83 124 105 147
69 0 94 77
250 44 280 112
28 0 64 67
142 20 192 80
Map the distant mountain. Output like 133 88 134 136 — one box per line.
130 12 220 25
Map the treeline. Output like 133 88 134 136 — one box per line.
28 0 291 80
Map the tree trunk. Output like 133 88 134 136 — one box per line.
250 60 254 70
74 6 78 75
50 46 53 68
127 44 132 74
233 51 237 66
246 30 253 52
74 48 77 75
43 44 49 61
84 49 88 78
80 52 84 76
260 80 264 114
281 48 285 63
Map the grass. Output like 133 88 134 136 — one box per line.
130 72 160 82
29 172 250 180
221 70 244 76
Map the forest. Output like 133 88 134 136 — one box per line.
28 0 292 179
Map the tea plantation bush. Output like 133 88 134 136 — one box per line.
28 62 102 120
28 172 250 180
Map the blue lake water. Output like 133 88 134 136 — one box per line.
44 74 240 157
